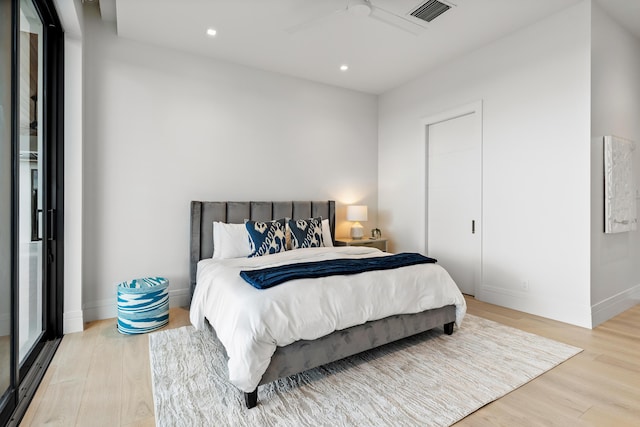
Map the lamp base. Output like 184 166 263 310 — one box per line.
350 223 364 240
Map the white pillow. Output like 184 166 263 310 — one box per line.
322 218 334 247
212 222 252 259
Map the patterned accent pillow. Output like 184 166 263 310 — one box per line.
288 217 324 249
245 218 287 257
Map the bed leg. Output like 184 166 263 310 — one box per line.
444 321 454 335
244 389 258 409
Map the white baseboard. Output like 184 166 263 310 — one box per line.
169 288 191 308
479 285 593 329
591 284 640 327
63 310 85 334
82 297 117 322
83 287 191 323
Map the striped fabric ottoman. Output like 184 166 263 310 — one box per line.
117 277 169 334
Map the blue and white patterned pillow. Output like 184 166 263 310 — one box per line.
288 217 324 249
245 218 287 257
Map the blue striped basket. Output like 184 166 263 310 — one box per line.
117 277 169 334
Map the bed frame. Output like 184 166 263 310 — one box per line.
189 200 456 408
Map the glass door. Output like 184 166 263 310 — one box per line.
18 0 44 366
0 0 63 423
1 0 12 412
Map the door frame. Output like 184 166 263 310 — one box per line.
421 100 483 297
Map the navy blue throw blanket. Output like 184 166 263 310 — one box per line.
240 252 437 290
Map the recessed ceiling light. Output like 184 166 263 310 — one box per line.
340 64 349 71
206 28 217 37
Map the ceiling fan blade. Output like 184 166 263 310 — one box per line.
285 3 347 34
369 5 427 35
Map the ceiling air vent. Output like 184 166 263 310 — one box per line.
410 0 451 23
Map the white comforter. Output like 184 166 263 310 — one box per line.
190 247 467 392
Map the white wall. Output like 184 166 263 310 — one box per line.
590 2 640 326
81 4 379 321
63 35 84 333
379 2 593 327
53 0 85 333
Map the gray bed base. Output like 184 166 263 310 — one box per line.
189 200 456 409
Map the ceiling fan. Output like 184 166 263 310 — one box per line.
286 0 437 36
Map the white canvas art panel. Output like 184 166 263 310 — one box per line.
604 135 637 233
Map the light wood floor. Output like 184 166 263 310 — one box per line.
20 297 640 426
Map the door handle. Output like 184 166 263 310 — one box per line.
48 209 56 241
472 220 475 234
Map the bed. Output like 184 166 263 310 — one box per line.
189 200 466 408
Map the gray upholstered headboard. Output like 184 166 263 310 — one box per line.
189 200 336 297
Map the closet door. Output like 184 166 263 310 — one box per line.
426 109 481 296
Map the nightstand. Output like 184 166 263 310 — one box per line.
334 238 388 252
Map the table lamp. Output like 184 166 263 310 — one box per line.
346 205 367 239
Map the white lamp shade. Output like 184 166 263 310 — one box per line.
346 205 368 222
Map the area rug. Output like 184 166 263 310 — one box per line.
149 314 581 427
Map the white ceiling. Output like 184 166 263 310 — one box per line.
104 0 640 95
